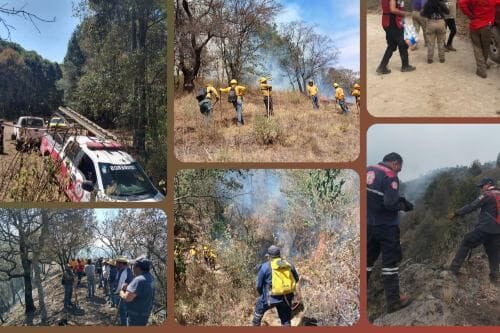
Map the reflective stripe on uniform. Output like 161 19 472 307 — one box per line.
367 266 373 272
382 267 399 275
367 188 384 196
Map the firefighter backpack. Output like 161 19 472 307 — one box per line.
196 88 208 102
228 87 237 103
270 258 296 296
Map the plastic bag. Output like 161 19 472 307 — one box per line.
403 18 419 49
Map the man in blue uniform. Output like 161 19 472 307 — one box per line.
448 177 500 282
251 245 299 326
367 152 414 313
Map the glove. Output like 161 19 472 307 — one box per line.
398 197 414 212
447 212 457 220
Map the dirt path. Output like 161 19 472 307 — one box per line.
367 14 500 117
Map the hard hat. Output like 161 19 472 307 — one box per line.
477 177 495 187
259 77 267 83
333 83 339 88
230 79 237 85
354 83 360 89
203 246 208 250
205 83 212 87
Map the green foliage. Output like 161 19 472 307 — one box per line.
253 115 285 145
0 40 62 120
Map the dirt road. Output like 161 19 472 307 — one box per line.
367 14 500 117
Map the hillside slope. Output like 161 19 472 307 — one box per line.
174 91 359 162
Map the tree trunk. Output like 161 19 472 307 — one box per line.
32 211 49 324
19 238 35 314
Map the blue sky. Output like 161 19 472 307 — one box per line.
1 0 80 63
275 0 360 71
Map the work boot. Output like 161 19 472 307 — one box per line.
376 66 391 75
382 274 411 313
427 59 433 64
446 45 457 51
489 273 499 284
440 58 445 63
476 69 487 78
401 65 416 72
450 245 469 275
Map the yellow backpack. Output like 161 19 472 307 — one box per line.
270 258 296 296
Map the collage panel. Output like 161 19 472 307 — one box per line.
174 169 360 326
0 1 167 202
366 124 500 326
367 0 500 116
0 208 167 327
174 0 361 163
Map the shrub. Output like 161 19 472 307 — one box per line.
253 116 285 145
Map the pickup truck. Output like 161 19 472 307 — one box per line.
490 2 500 63
40 133 164 202
12 116 46 150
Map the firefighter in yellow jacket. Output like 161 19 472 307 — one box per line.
351 83 361 111
333 83 349 114
220 79 247 126
259 77 273 116
307 80 320 110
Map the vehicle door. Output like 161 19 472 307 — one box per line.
74 153 98 202
60 141 84 202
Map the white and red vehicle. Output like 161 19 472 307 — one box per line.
40 134 164 202
12 116 46 150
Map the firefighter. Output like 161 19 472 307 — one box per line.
189 246 197 258
307 80 320 109
448 177 500 282
251 245 299 326
377 0 416 74
333 83 348 114
197 83 219 120
351 84 361 111
208 249 217 270
367 152 414 313
219 79 247 126
458 0 496 78
259 77 274 116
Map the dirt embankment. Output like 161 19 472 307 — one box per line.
367 14 500 117
174 91 360 163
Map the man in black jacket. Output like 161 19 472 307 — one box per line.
367 152 414 313
448 177 500 282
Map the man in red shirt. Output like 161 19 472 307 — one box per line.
458 0 497 78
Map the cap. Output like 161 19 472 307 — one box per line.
267 245 281 257
477 177 495 187
134 257 151 271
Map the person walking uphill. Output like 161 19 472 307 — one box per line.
421 0 449 64
367 153 414 313
307 80 320 109
444 0 458 51
448 178 500 283
259 77 274 116
120 257 155 326
377 0 416 74
220 79 246 126
459 0 496 78
251 245 299 326
333 83 349 114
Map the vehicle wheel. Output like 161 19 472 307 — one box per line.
490 27 500 64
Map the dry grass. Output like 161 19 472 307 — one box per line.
174 91 360 162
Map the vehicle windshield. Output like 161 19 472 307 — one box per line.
99 162 158 198
50 118 65 125
22 118 44 128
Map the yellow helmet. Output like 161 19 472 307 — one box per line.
205 83 212 87
333 83 339 88
354 83 360 89
230 79 237 85
259 77 267 83
203 246 208 250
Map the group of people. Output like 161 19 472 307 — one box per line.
196 78 361 127
377 0 497 78
62 256 155 326
188 245 218 270
367 153 500 313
